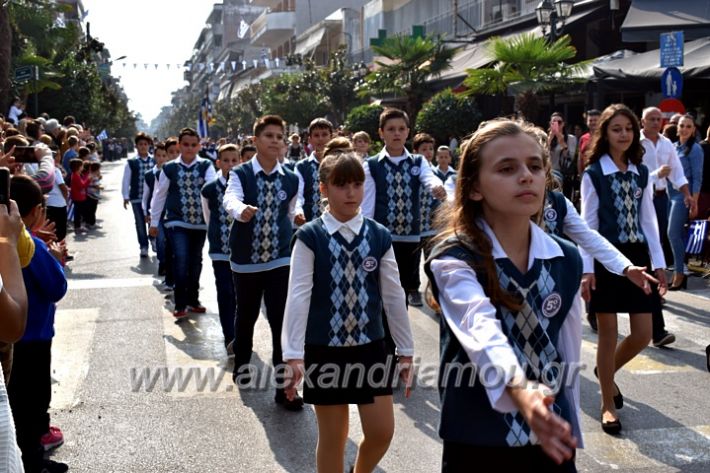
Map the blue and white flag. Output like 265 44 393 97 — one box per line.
197 97 211 139
685 220 708 255
96 129 108 141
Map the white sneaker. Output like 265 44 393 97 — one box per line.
140 247 149 257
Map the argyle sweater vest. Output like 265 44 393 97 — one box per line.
161 159 211 230
297 217 391 347
296 158 322 221
433 167 456 184
128 156 154 201
367 155 424 242
585 161 649 245
201 177 232 261
229 162 299 272
542 191 568 238
425 235 581 447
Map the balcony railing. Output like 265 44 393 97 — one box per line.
250 9 296 46
423 0 544 38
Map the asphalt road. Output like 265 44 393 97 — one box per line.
47 159 710 472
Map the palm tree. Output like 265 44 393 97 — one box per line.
463 33 589 122
361 34 457 129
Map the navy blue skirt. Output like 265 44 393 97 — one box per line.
589 242 661 314
303 339 396 405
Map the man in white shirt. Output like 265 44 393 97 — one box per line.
640 107 693 347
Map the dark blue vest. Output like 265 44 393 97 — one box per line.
128 156 154 201
143 168 156 216
585 160 649 245
161 159 212 230
297 217 392 347
542 191 568 238
433 167 456 184
201 177 232 260
229 162 299 272
425 234 581 447
296 158 322 222
367 154 424 242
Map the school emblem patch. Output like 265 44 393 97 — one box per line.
362 256 378 272
634 188 642 199
410 166 421 176
277 190 288 201
541 292 562 318
544 208 557 222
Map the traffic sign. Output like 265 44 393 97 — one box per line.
658 98 685 122
661 67 683 98
14 66 34 82
660 31 684 67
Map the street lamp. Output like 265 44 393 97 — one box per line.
536 0 573 41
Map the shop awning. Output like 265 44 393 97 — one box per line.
621 0 710 42
593 36 710 81
294 26 326 58
437 5 603 82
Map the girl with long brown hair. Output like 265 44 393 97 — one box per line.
426 119 580 471
580 104 667 435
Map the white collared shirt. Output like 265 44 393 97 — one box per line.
361 147 443 218
223 155 303 223
640 130 688 191
149 155 216 227
294 152 319 214
580 154 665 270
429 219 583 444
281 210 414 360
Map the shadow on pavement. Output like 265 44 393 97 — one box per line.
662 299 710 329
579 376 710 470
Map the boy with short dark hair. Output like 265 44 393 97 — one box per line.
294 118 333 224
122 132 154 257
410 132 437 306
239 145 256 164
149 128 216 318
362 108 446 312
8 175 69 473
201 144 240 352
224 115 304 410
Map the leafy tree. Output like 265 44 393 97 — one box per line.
259 72 329 129
360 34 456 129
416 88 481 145
462 33 589 122
306 46 366 125
344 104 384 140
0 4 12 113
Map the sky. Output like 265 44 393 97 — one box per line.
81 0 215 124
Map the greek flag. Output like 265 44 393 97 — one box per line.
96 129 108 141
197 97 211 139
685 220 708 255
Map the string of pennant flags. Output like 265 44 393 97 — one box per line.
117 57 286 73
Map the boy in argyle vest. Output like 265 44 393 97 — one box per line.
223 115 304 411
149 128 216 318
201 144 239 353
294 118 333 225
362 109 446 351
122 132 154 257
